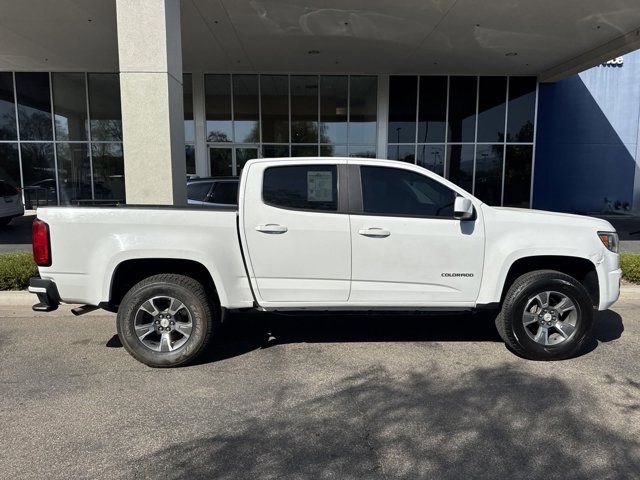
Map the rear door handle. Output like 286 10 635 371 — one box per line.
255 224 288 234
358 227 390 238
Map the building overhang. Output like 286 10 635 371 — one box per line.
1 0 640 81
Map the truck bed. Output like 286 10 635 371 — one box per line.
36 206 254 309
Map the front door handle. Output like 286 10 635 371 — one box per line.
358 227 390 238
255 224 288 234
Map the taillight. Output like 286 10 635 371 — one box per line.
32 219 51 266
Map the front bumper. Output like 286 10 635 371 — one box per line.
28 277 60 312
600 268 622 310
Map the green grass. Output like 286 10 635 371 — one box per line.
0 252 38 291
621 253 640 284
0 251 638 291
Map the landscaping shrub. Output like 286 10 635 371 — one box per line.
0 252 38 290
620 253 640 284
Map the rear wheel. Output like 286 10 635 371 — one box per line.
116 274 215 367
495 270 594 360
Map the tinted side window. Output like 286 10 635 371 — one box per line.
187 182 212 202
361 166 456 217
209 182 238 205
263 165 337 211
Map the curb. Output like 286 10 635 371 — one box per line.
2 285 640 306
0 290 34 306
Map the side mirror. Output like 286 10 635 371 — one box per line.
454 196 474 220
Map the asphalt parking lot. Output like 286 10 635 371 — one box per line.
1 292 639 479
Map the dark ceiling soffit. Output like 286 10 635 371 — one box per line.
539 27 640 83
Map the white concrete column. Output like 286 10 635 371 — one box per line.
116 0 186 205
192 72 209 177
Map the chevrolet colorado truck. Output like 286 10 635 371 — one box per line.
29 157 621 367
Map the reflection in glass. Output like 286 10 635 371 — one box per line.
56 143 91 204
320 76 347 144
418 76 447 143
262 145 289 158
291 76 318 143
16 73 53 141
474 144 504 205
183 74 194 143
291 145 318 157
185 144 195 175
92 143 125 203
388 76 416 143
233 75 259 143
387 144 415 163
320 145 347 157
0 143 20 187
0 73 17 140
88 74 122 141
209 147 233 176
446 145 474 192
448 76 477 142
350 76 377 144
417 145 445 176
235 147 258 175
477 76 507 142
504 145 532 207
349 146 375 158
261 75 289 143
20 143 57 207
205 75 232 142
52 73 88 141
507 76 536 143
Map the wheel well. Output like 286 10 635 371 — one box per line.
109 258 219 310
501 256 599 307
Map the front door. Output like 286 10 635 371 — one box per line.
242 160 351 303
349 164 485 305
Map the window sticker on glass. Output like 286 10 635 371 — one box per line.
307 171 333 202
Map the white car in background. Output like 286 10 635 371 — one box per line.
0 180 24 227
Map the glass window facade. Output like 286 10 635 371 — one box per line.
2 70 537 210
387 75 537 207
204 74 378 176
0 72 124 207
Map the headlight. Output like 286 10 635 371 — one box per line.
598 231 619 253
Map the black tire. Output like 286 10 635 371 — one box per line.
495 270 594 360
116 274 215 367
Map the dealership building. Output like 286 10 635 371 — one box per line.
1 0 640 212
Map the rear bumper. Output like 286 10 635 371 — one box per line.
28 277 60 312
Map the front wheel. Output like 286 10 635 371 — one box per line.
116 274 215 367
495 270 594 360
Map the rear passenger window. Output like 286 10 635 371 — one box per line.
361 166 456 217
208 182 238 205
187 182 212 202
263 165 337 211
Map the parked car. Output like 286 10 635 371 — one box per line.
187 177 239 206
29 157 621 367
0 180 25 226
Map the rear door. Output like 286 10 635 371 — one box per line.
241 160 351 304
348 163 485 305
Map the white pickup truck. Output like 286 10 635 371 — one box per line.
29 157 621 367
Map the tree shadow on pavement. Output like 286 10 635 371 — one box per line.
114 362 640 480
